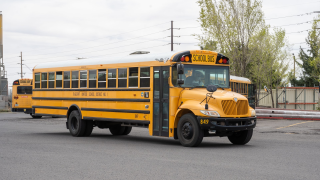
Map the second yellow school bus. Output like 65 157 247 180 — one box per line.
230 75 256 109
32 50 256 147
11 78 42 118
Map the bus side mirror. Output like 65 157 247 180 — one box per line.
177 63 184 74
207 85 217 92
177 79 184 85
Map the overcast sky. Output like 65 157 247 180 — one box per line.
1 0 320 92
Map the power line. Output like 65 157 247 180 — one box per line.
6 37 169 65
264 1 320 10
273 21 313 27
13 21 170 54
287 29 311 34
29 43 169 64
23 29 169 58
266 11 318 20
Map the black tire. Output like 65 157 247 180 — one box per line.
177 113 204 147
228 129 253 145
30 114 42 118
109 125 126 135
122 126 132 135
68 110 86 137
84 120 93 136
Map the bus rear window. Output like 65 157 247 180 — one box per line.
17 86 32 94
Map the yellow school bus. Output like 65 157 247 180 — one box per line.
230 75 255 109
32 50 256 147
11 79 42 118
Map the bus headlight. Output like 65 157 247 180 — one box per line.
200 110 220 117
251 109 256 117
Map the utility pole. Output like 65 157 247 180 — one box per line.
171 21 173 51
18 52 24 78
293 53 296 78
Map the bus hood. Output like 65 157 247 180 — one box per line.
180 88 250 117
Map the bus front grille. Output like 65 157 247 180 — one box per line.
221 100 248 115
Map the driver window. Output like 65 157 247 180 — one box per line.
185 69 204 86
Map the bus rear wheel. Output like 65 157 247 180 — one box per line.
109 126 132 135
68 110 86 137
177 113 204 147
30 114 42 118
228 129 253 145
84 120 93 136
123 126 132 135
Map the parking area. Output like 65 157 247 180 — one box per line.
1 112 320 180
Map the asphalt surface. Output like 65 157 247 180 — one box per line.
1 112 320 180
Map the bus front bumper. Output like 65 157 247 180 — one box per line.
197 117 256 131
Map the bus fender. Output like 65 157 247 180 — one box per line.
173 100 203 128
66 104 82 119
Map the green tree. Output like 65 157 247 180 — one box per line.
197 0 290 107
290 15 320 87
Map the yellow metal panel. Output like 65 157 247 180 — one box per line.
35 108 67 116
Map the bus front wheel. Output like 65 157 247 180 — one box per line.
68 110 86 137
177 113 204 147
228 129 253 145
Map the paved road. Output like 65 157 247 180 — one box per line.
1 112 320 180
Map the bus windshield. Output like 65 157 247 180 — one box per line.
173 65 229 88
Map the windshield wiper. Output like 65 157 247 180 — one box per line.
215 85 224 90
189 86 205 90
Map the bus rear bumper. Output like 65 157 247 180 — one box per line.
12 108 32 114
197 117 256 131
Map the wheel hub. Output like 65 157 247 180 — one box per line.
181 122 193 139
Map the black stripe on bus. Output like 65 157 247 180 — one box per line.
83 117 150 125
81 108 150 114
32 88 150 92
34 114 67 118
32 97 150 102
32 106 68 110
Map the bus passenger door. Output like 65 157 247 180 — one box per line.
153 66 169 137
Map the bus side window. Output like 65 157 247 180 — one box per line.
41 72 48 89
89 70 96 88
80 70 87 88
35 73 40 88
72 71 79 88
64 71 70 88
108 69 116 88
98 69 106 88
140 67 150 87
118 68 127 88
129 67 138 88
48 72 55 88
56 72 62 88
